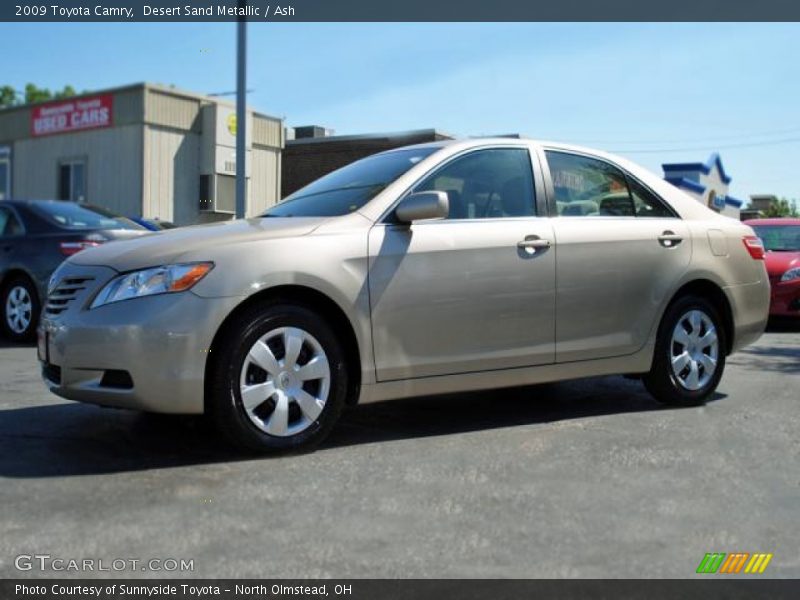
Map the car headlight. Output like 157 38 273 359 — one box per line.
780 266 800 283
90 262 214 309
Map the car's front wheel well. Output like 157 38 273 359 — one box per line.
0 269 38 298
666 279 734 355
204 285 362 412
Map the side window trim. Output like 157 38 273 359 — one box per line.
379 144 545 224
538 147 679 220
623 172 680 219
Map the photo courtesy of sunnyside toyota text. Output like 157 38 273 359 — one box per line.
0 1 798 598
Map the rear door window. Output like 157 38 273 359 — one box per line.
545 151 674 218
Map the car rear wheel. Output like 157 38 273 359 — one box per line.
1 276 40 342
209 302 349 453
644 295 726 406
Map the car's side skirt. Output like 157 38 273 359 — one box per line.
358 342 655 404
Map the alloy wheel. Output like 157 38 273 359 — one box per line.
239 326 331 437
670 309 719 391
5 285 33 335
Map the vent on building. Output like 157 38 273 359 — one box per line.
293 125 334 139
199 174 238 214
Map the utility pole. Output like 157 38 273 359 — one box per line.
235 3 247 219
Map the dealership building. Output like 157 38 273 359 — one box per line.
0 83 284 225
662 153 744 219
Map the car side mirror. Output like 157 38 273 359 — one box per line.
395 191 449 223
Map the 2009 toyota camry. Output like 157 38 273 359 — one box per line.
39 139 770 452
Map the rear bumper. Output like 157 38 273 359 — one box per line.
724 280 770 353
40 289 241 414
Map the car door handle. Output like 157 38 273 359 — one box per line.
658 231 683 248
517 236 551 252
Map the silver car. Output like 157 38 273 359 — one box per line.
39 139 770 452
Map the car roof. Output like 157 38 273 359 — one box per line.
383 137 603 153
744 218 800 226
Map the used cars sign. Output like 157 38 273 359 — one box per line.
31 94 113 137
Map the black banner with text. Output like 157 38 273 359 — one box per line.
4 579 800 600
3 0 800 22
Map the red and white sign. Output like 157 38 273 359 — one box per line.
31 94 113 137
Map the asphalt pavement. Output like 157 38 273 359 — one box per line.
0 324 798 578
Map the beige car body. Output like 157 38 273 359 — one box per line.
41 139 769 413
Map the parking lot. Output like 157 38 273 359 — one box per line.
0 324 798 579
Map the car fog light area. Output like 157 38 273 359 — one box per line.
90 262 213 309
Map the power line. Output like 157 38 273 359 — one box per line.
610 136 800 154
566 126 800 146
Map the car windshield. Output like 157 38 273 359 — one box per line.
31 202 146 231
263 147 440 217
751 225 800 252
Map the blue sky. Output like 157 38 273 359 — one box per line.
1 22 799 200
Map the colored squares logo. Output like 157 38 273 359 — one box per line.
697 552 773 574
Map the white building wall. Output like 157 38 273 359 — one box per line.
249 146 281 215
12 125 143 216
143 125 200 226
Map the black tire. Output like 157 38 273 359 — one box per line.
208 302 349 454
644 295 726 406
1 275 40 343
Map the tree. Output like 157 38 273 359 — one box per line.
24 83 53 104
54 85 77 100
0 85 17 108
0 83 79 109
764 197 799 218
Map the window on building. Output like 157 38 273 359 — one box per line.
545 151 673 218
58 160 87 203
413 148 536 219
0 148 10 200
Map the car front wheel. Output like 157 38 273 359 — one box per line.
209 303 349 453
643 295 726 406
1 276 40 342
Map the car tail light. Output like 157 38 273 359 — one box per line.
742 235 765 260
59 240 103 256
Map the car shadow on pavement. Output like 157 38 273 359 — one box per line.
766 317 800 334
732 346 800 374
0 375 721 479
0 340 35 349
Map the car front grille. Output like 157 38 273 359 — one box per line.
45 276 95 316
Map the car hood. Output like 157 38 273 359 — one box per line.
68 216 328 272
764 251 800 278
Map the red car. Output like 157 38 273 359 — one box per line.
745 218 800 317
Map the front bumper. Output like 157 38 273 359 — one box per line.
769 278 800 317
39 263 242 414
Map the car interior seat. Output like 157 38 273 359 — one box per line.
562 200 599 216
445 189 466 220
500 177 532 217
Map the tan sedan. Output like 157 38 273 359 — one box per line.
39 139 770 452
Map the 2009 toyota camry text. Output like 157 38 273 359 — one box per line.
39 139 770 452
